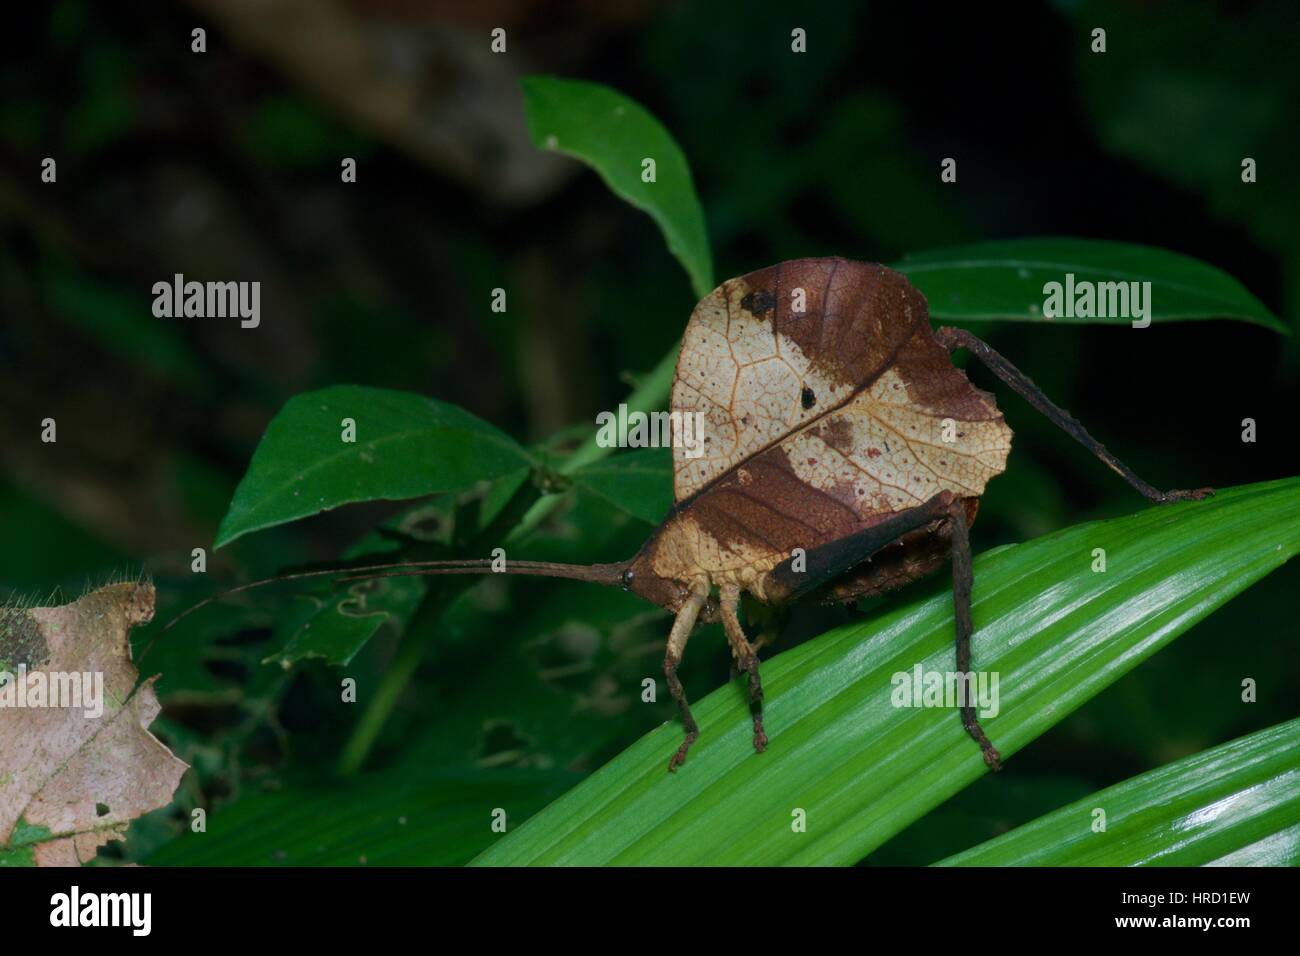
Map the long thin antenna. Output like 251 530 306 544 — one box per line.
157 558 628 634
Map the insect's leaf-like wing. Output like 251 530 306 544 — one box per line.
659 259 1011 580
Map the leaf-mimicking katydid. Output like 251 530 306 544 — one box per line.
170 259 1213 772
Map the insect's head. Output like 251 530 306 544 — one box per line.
618 548 688 614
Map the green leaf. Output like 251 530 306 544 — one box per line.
868 774 1095 865
145 769 575 867
471 478 1300 866
939 718 1300 866
570 448 673 525
508 348 677 542
521 76 713 299
269 574 427 668
896 238 1285 332
215 386 534 548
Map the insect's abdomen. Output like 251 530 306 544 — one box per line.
810 496 980 604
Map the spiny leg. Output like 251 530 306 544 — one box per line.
719 584 767 754
935 326 1213 504
946 497 1002 771
664 579 709 772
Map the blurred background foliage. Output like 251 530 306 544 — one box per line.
0 0 1296 865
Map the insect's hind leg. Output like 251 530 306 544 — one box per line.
664 579 710 772
719 584 767 754
945 496 1002 771
935 326 1213 504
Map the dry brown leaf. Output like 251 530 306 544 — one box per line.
0 583 187 866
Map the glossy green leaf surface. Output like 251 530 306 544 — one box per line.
147 769 574 867
897 238 1284 331
939 717 1300 866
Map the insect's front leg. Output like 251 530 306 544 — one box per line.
664 579 709 772
935 326 1213 504
719 583 767 754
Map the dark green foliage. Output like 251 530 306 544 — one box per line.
3 0 1297 867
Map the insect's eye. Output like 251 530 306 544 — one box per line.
621 568 635 589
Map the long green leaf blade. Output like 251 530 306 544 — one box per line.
939 718 1300 866
472 478 1300 866
897 238 1284 331
521 76 713 299
216 386 533 548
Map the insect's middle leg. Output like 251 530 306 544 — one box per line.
664 579 709 772
945 496 1002 771
719 584 767 754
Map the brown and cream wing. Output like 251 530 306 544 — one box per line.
672 258 934 502
653 258 1012 584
